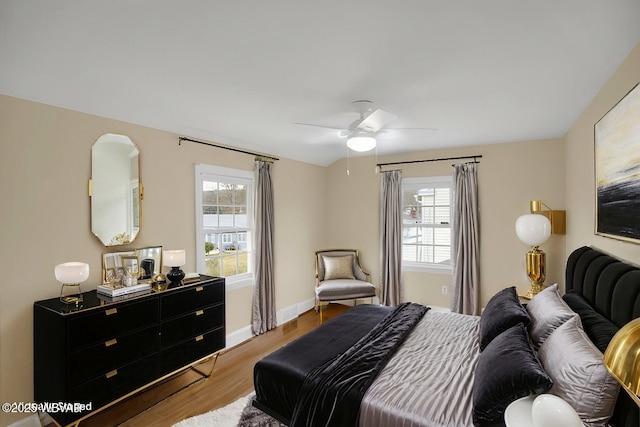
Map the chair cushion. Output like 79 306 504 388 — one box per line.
322 255 356 280
316 279 376 301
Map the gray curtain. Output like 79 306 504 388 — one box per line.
380 169 403 306
451 162 479 315
252 160 276 334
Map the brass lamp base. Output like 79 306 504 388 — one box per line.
523 283 544 300
520 247 546 300
60 283 83 305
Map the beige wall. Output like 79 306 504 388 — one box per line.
1 42 638 426
325 138 566 310
565 42 640 263
0 95 326 425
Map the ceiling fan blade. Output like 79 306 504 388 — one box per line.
293 122 346 131
356 109 398 132
387 127 438 131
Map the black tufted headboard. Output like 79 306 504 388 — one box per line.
564 246 640 427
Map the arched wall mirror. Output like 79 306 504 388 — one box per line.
91 133 141 246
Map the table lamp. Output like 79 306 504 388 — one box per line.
164 249 186 285
55 262 90 304
603 317 640 407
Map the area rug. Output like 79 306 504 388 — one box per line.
172 393 286 427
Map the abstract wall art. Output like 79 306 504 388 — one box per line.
595 82 640 243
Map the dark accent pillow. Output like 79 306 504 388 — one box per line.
563 292 619 353
472 323 553 427
479 286 530 351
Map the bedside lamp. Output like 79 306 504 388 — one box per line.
164 250 186 285
55 262 90 304
603 317 640 407
515 213 551 299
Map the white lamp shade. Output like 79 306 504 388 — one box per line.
515 214 551 246
163 250 186 267
532 394 582 427
54 262 90 284
347 135 376 152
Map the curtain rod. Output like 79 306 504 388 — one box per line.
178 137 280 161
377 154 482 170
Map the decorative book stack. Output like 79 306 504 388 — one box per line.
97 282 151 297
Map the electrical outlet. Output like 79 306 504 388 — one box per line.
442 285 448 294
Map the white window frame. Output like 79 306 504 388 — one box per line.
195 164 254 290
402 176 453 274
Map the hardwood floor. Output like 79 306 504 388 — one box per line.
66 304 348 427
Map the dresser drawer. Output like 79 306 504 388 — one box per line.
68 325 159 387
69 353 159 411
160 304 224 349
68 298 159 349
160 327 225 374
160 281 223 319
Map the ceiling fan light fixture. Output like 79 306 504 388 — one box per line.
347 134 376 152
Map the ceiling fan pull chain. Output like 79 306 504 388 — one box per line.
346 145 350 176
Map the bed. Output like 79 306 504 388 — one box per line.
252 246 640 427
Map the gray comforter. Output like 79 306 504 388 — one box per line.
360 311 480 427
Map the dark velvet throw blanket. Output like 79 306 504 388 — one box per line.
290 302 429 427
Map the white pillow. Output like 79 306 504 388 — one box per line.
526 283 578 349
537 316 620 427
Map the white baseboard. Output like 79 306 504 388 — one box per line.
275 297 315 325
225 325 253 349
224 298 316 350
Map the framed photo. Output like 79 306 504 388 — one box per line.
594 82 640 243
121 255 139 277
102 251 136 283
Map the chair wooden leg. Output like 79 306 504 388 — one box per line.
318 301 329 324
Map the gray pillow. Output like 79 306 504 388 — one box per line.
322 255 355 281
526 283 579 349
537 316 620 427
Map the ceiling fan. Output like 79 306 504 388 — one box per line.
295 100 431 152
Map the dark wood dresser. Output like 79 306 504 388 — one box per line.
33 275 225 426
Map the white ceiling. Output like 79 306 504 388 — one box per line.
1 1 639 166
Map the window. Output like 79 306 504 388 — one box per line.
195 164 253 287
402 176 453 273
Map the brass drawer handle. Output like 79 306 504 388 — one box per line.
106 369 118 379
195 310 204 316
195 335 204 342
105 338 118 347
105 308 118 316
195 286 204 292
